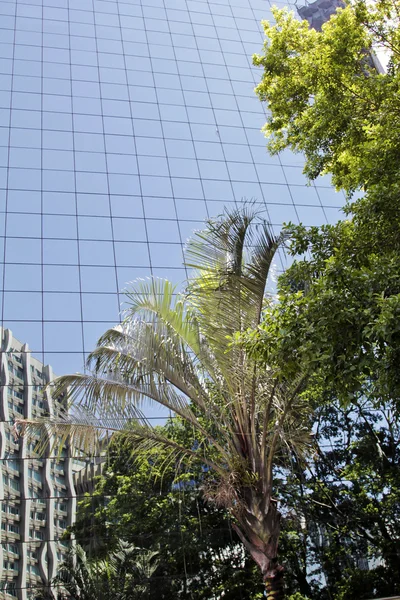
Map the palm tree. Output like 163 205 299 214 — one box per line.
54 543 106 599
107 540 159 599
36 541 159 600
32 544 106 600
20 207 312 599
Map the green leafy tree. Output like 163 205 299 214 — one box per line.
283 399 400 599
240 201 400 598
245 183 400 411
21 208 313 599
247 2 400 596
74 420 346 599
253 0 400 193
247 0 400 407
70 425 263 599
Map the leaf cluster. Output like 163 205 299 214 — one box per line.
249 181 400 411
254 1 400 193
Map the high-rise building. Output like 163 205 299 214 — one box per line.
0 0 345 379
0 329 76 600
0 0 346 595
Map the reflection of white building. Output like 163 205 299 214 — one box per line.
0 329 77 600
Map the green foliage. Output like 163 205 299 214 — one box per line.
70 420 263 599
273 397 400 599
254 0 400 193
249 6 400 597
70 404 400 600
248 182 400 411
241 186 400 600
35 541 160 600
334 566 397 599
239 196 400 597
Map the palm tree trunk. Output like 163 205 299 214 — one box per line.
265 570 284 599
232 497 285 598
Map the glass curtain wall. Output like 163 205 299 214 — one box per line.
0 0 345 377
0 0 346 596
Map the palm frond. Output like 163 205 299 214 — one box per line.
89 323 212 412
52 372 208 440
16 412 229 477
185 205 255 275
183 208 283 395
15 410 105 457
17 206 314 586
122 277 201 355
245 223 284 322
46 367 239 466
119 280 229 396
84 321 235 443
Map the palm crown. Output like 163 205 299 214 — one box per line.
20 207 312 599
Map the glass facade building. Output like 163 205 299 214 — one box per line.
0 0 345 378
0 0 346 595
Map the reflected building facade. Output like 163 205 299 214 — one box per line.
0 329 76 600
0 0 346 595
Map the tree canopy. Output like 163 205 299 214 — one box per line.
245 183 400 410
33 541 160 600
253 0 400 193
68 400 400 600
69 423 263 600
247 2 400 597
247 0 400 415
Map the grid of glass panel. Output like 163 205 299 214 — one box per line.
0 0 345 379
0 0 346 595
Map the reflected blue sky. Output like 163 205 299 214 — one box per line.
0 0 346 398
